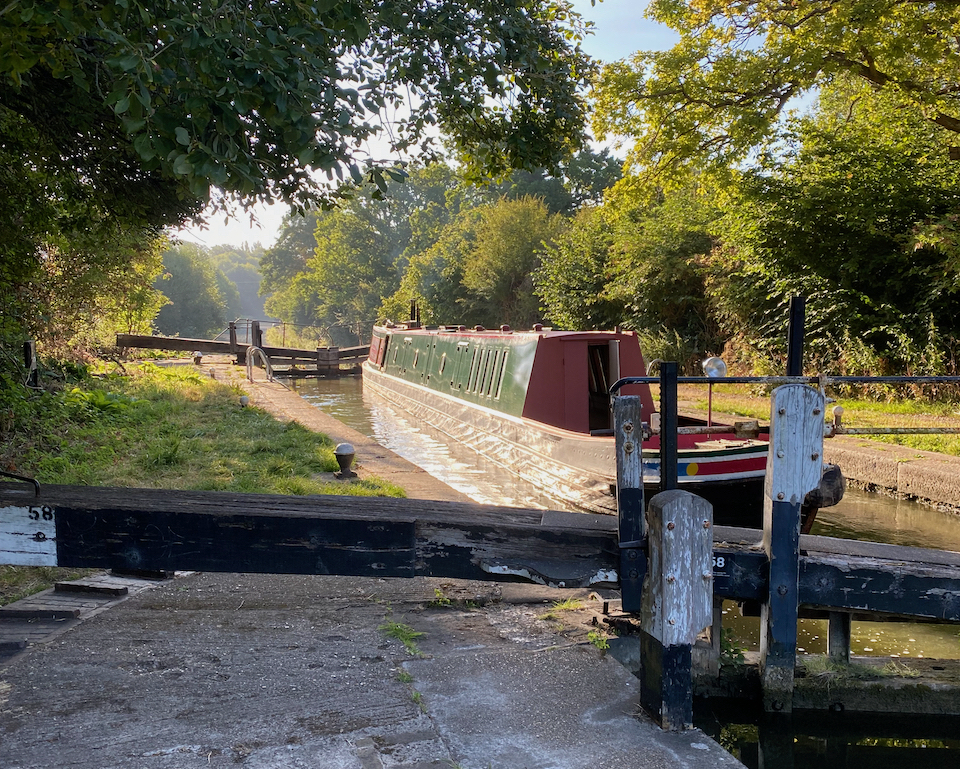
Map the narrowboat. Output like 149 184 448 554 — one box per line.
362 323 838 527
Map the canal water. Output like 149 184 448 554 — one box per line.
292 374 960 658
291 375 960 767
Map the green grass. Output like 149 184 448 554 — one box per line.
537 597 583 622
0 360 406 604
587 629 609 650
410 689 427 712
2 362 405 496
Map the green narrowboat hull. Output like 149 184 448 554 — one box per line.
362 325 775 523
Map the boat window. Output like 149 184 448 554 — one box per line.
482 350 499 396
477 350 491 395
467 348 480 392
494 350 508 399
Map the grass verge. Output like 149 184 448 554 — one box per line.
0 359 405 605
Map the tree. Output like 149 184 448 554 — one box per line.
2 0 592 214
710 82 960 372
537 178 720 365
592 0 960 181
265 163 464 340
0 107 179 350
488 148 624 214
1 1 593 352
154 244 229 338
462 197 566 328
380 209 482 325
260 211 322 298
11 229 168 356
308 211 400 346
210 244 267 320
535 206 620 329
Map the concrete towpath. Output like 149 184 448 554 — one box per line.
0 358 743 769
209 358 476 503
0 572 741 769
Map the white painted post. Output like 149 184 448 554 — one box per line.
639 489 714 730
0 502 58 566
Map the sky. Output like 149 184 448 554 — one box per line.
176 0 675 250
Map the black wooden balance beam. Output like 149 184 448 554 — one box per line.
3 484 960 624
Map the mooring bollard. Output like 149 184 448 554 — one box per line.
639 489 714 730
760 383 825 713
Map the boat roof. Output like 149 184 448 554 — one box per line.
375 323 637 340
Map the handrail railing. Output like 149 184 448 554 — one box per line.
610 374 960 394
611 373 960 438
245 346 275 383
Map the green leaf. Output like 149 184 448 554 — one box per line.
172 154 193 175
175 127 190 145
132 133 155 160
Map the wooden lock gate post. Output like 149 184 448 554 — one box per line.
760 383 825 713
639 490 714 730
613 388 714 730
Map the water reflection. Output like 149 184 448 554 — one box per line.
292 375 560 510
700 706 960 769
816 489 960 552
292 374 960 659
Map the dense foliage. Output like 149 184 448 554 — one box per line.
0 0 591 355
1 0 591 209
709 84 960 373
154 244 230 339
593 0 960 182
261 152 620 344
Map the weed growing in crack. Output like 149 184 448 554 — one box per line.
379 620 425 656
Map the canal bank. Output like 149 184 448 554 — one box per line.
229 358 960 515
0 359 742 769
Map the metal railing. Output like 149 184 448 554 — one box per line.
611 373 960 439
245 346 275 383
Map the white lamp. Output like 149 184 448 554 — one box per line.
701 357 727 429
